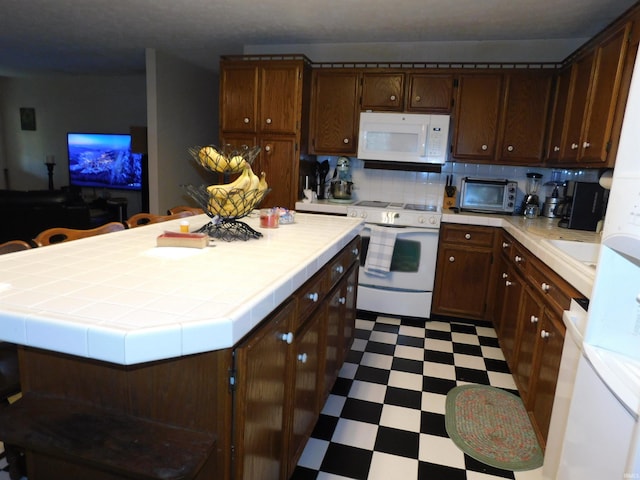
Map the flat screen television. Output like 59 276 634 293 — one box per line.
67 132 143 191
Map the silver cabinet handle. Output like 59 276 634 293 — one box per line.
553 145 560 152
530 315 539 324
507 145 514 152
298 353 308 363
449 256 455 262
541 282 550 292
307 292 319 302
352 247 359 256
514 255 522 263
502 242 510 248
571 143 579 150
481 144 488 151
505 280 513 286
390 95 396 101
243 117 250 124
338 297 346 305
334 265 344 274
465 233 471 240
343 138 350 144
502 272 508 279
541 330 550 339
280 332 294 344
265 118 272 124
583 141 591 148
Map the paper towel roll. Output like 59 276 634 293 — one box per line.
599 169 613 189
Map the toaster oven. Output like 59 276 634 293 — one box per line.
459 177 518 214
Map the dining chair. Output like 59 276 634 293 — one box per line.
0 240 32 255
33 222 125 247
125 210 195 229
167 205 204 215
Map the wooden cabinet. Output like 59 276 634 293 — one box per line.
233 236 360 480
497 72 553 164
432 224 497 320
552 22 631 167
219 56 311 209
452 74 503 161
233 300 295 480
406 73 454 112
546 67 573 162
309 70 360 155
361 72 405 111
492 232 580 448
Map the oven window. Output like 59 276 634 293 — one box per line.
360 237 421 272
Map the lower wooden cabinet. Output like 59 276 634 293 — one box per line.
232 236 360 480
432 224 498 320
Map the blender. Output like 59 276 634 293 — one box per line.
521 172 542 216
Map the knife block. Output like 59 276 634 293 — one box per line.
443 188 457 210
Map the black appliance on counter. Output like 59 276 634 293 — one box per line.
557 181 607 231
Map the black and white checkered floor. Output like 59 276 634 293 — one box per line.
0 313 543 480
290 312 543 480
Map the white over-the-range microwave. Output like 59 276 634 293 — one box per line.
357 112 451 164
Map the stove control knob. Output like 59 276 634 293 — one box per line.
418 216 426 224
428 216 437 225
349 211 357 217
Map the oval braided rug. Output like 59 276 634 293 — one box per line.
445 384 543 471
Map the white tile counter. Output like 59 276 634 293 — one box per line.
295 199 350 215
442 212 600 299
0 213 363 365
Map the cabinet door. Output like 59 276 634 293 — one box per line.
499 73 553 164
259 63 302 135
309 71 360 155
579 23 631 165
546 68 572 163
256 136 298 210
530 309 565 446
406 73 454 112
562 53 596 162
323 283 345 403
361 72 405 111
342 265 358 361
220 63 258 133
498 265 525 369
287 308 321 476
492 250 510 333
432 244 493 319
512 287 544 406
233 300 295 480
452 74 503 161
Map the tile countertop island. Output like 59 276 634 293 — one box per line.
0 212 363 365
295 200 600 299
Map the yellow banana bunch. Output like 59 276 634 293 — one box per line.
198 146 247 173
257 172 268 194
207 164 264 217
207 165 252 200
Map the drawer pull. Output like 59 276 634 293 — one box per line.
280 332 294 344
530 315 539 324
514 255 522 263
507 145 514 152
338 297 346 305
307 292 319 302
502 242 510 249
505 280 513 286
297 353 308 363
265 118 272 124
541 282 550 292
390 95 397 101
502 272 508 279
243 117 250 124
334 265 344 274
449 256 455 262
465 233 471 240
541 330 550 339
347 285 354 293
343 138 350 144
352 247 359 256
481 144 488 151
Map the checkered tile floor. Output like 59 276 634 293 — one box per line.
290 312 544 480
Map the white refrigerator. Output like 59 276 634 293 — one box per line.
557 52 640 479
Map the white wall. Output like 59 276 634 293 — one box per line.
0 75 146 211
145 49 218 215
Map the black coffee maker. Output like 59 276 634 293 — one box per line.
557 181 607 231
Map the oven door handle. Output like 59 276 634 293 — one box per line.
362 225 439 235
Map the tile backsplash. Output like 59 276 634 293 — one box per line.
314 156 601 210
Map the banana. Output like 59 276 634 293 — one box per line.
257 172 268 194
227 155 247 172
199 146 228 171
207 165 251 199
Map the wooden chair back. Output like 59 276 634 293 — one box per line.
125 211 195 229
167 205 204 215
0 240 31 255
33 222 125 247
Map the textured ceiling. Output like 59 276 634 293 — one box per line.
0 0 637 76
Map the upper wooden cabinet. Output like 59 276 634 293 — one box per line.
452 74 503 161
406 73 454 112
309 70 361 155
361 72 405 111
220 58 306 135
548 22 631 167
546 67 573 162
497 72 553 164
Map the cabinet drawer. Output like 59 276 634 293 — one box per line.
327 237 361 290
527 258 580 314
294 271 327 331
441 224 495 247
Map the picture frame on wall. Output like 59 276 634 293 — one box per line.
20 107 36 131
